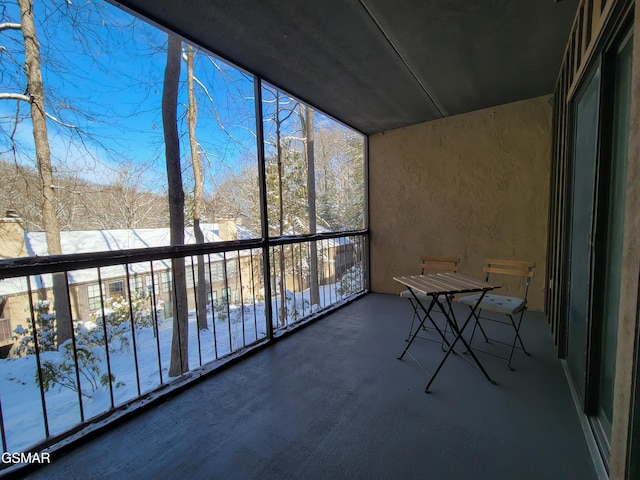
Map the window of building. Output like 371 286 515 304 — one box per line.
109 280 125 298
161 271 173 294
185 266 194 289
208 291 217 304
133 276 145 295
211 262 224 283
0 317 12 343
145 274 158 293
88 284 103 311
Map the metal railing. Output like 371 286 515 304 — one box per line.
0 232 367 458
269 235 366 330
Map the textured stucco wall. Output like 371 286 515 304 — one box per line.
369 95 552 311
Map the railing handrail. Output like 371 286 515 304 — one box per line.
0 230 368 280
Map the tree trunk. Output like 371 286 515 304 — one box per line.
275 93 286 326
185 45 208 331
163 35 189 377
18 0 73 345
301 106 320 307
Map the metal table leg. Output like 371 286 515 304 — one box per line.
424 291 496 392
398 288 453 360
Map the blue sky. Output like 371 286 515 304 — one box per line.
0 0 258 193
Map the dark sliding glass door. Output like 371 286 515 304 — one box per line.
566 64 600 407
565 26 632 468
593 30 632 446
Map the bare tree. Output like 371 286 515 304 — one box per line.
185 43 208 331
271 91 298 325
299 105 320 308
315 127 365 231
86 165 168 230
162 33 189 377
12 0 73 344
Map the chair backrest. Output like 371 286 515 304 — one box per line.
483 259 535 299
419 256 460 275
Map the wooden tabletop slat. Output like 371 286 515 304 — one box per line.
393 272 495 295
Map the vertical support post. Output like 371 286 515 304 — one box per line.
254 76 273 339
363 136 371 291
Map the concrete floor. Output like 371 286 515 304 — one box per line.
18 293 597 479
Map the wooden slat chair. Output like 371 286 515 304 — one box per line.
400 256 461 342
458 259 535 369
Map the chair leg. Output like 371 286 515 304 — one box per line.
406 299 430 341
507 311 530 369
468 308 489 346
511 311 529 353
475 314 490 343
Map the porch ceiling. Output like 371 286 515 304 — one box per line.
114 0 579 135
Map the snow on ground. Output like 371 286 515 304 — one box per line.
0 284 355 452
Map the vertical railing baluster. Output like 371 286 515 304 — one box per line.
358 235 362 291
354 236 358 292
190 255 203 367
330 239 335 304
302 242 307 318
206 254 219 360
125 266 142 398
332 241 337 303
292 242 298 319
329 240 333 302
64 271 86 422
290 243 296 324
149 262 163 386
321 240 326 308
97 269 115 409
353 236 356 288
250 249 258 340
300 242 304 315
280 245 284 326
299 242 305 318
275 245 280 326
271 247 278 328
26 277 51 438
237 250 246 348
0 397 7 453
222 252 232 352
350 236 355 294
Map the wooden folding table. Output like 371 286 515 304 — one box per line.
394 272 497 392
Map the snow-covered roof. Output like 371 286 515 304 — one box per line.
316 226 353 248
0 224 249 296
24 224 223 256
234 224 255 241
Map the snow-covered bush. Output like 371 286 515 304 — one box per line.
11 299 128 397
337 264 364 298
285 290 309 323
214 297 229 322
91 292 154 352
37 336 123 398
12 300 57 357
